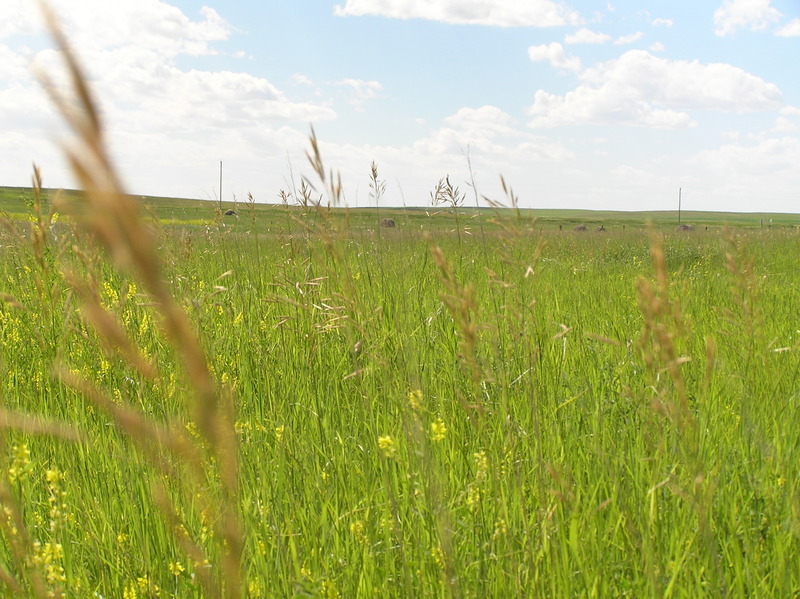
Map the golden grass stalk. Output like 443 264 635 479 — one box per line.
37 4 221 449
636 230 691 430
427 240 485 413
0 410 84 443
35 1 243 595
0 482 45 597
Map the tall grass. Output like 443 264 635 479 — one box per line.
0 5 798 597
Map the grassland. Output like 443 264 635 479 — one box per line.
0 179 799 597
1 15 798 595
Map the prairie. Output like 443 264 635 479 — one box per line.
0 14 798 595
1 185 799 597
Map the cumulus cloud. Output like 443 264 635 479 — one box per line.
333 0 581 27
415 105 574 163
528 50 783 129
614 32 644 45
291 73 314 86
611 164 671 188
713 0 782 36
0 0 37 39
694 136 800 181
776 18 800 37
528 43 582 73
443 105 517 137
772 117 796 132
564 28 611 44
335 79 383 111
4 0 330 127
0 0 339 197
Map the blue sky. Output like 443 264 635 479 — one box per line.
1 0 799 212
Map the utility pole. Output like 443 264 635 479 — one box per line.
219 161 223 212
678 187 682 225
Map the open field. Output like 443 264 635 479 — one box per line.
1 9 798 598
1 181 799 597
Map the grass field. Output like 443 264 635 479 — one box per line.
1 179 799 597
1 18 799 596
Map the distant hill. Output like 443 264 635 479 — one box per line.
1 185 797 232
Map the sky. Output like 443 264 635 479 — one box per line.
1 0 799 213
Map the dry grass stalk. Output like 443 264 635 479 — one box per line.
304 126 344 207
0 482 46 597
37 2 221 449
428 240 485 412
64 271 158 379
636 231 691 430
0 410 84 443
35 1 243 595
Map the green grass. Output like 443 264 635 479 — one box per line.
0 188 799 597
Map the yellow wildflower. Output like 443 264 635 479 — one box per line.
493 518 508 540
430 418 447 442
8 443 32 483
408 389 423 411
431 546 445 569
474 451 488 483
378 435 397 458
350 520 368 544
169 561 185 577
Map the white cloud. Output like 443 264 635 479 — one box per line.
0 0 37 38
772 117 796 132
0 0 338 198
35 1 232 58
780 106 800 116
336 78 383 110
443 105 516 137
529 88 693 129
614 32 644 45
12 1 336 127
528 50 783 129
289 105 576 209
694 137 800 189
291 73 314 86
565 28 611 44
776 18 800 37
333 0 581 27
713 0 782 36
415 105 574 163
0 43 30 80
528 43 582 73
612 164 670 188
649 42 665 52
651 18 673 27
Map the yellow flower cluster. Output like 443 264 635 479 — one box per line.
349 520 368 545
430 418 447 442
8 443 32 484
408 389 423 412
378 435 397 458
466 451 489 511
32 541 66 587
